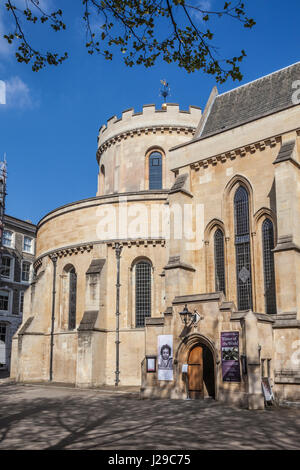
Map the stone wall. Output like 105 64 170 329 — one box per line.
96 104 201 195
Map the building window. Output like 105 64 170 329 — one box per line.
262 218 277 314
3 230 13 247
234 186 252 310
1 256 13 280
0 290 9 312
68 267 77 330
214 229 225 294
135 261 151 327
19 291 24 315
149 152 162 190
100 164 105 194
23 236 33 253
21 262 31 283
0 324 7 367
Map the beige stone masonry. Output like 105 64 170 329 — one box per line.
188 136 280 172
98 103 201 151
169 106 300 171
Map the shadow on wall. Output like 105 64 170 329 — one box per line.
268 179 277 216
203 344 215 398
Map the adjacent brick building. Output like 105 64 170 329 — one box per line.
0 215 36 371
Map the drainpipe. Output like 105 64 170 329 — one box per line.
114 243 122 386
49 254 57 381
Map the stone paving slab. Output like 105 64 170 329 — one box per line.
0 383 299 450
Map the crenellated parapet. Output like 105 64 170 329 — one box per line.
97 103 201 162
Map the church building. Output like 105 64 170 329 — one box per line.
11 62 300 409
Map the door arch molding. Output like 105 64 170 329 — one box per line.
175 333 219 399
175 333 218 363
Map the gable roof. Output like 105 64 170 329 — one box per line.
198 62 300 139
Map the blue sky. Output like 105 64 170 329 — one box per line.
0 0 299 225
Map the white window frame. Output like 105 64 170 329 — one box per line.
0 255 14 282
21 261 32 284
0 288 12 315
23 235 34 254
2 230 15 249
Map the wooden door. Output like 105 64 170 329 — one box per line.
188 346 203 399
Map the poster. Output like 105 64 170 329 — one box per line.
221 331 241 382
157 335 173 381
146 357 156 373
261 377 273 402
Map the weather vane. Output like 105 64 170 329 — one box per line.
159 79 170 107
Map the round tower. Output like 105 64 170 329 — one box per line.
12 102 202 389
96 103 201 195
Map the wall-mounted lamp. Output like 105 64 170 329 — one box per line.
179 304 202 326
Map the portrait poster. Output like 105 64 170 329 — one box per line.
157 335 173 381
221 331 241 382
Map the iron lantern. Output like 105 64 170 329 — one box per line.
179 304 193 325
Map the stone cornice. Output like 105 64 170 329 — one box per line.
164 255 195 272
49 244 93 260
164 261 195 272
275 369 300 384
97 125 195 162
168 188 193 198
34 243 94 270
172 292 223 304
34 257 43 271
145 317 165 326
272 312 300 328
230 311 275 323
273 235 300 254
108 238 166 249
185 136 280 172
34 238 166 270
273 156 300 169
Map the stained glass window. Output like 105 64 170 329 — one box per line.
262 219 277 314
214 229 225 293
234 186 252 310
68 267 77 330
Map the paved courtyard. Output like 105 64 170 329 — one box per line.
0 381 299 450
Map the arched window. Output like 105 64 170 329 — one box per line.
135 260 151 327
68 267 77 330
214 229 225 293
149 151 162 190
262 218 277 314
234 186 252 310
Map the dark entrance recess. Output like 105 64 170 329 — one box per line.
187 344 215 399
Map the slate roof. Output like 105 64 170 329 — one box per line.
273 140 295 164
86 258 106 275
199 62 300 139
169 173 188 193
78 311 98 331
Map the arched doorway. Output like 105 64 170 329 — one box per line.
187 343 215 399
